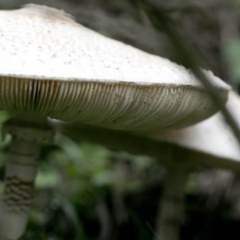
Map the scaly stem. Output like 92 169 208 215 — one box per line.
154 167 188 240
0 115 53 240
0 137 40 240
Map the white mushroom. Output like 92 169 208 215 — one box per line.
143 91 240 240
0 4 230 131
0 4 230 240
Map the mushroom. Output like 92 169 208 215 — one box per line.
147 90 240 240
0 4 230 240
57 91 240 240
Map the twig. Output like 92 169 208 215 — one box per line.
138 0 240 145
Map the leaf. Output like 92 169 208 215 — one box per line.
223 39 240 82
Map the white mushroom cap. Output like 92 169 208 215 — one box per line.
0 4 230 130
147 91 240 161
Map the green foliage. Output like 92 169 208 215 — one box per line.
223 39 240 82
6 132 159 239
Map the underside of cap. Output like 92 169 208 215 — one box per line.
0 77 228 131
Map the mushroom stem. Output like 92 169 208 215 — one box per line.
0 115 54 240
154 166 188 240
0 137 39 240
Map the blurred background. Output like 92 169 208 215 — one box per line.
1 0 240 239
